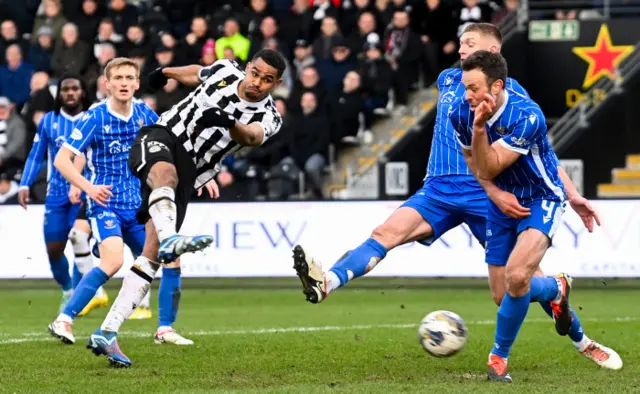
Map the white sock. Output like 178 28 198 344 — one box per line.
139 287 151 308
95 286 105 298
100 256 160 332
148 187 177 242
56 313 73 323
325 271 341 294
70 229 93 274
574 334 591 352
157 325 172 332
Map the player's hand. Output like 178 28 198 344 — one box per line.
68 185 82 204
198 107 236 129
148 67 168 90
568 195 601 233
88 184 113 207
490 189 531 219
473 93 496 128
18 189 30 210
197 179 220 199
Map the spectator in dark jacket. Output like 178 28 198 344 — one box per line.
27 26 55 73
0 44 33 108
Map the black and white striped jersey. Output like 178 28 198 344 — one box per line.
157 59 282 188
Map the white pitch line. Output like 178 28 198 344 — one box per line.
2 316 637 346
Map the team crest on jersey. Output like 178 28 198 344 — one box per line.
104 220 116 229
496 126 507 135
70 129 83 140
138 118 144 128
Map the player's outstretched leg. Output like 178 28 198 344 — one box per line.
87 256 159 368
146 162 212 263
293 207 432 303
154 263 193 345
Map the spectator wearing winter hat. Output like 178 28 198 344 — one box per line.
201 38 216 66
28 26 55 73
293 39 315 79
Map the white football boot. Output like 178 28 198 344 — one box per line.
292 245 328 304
154 328 194 345
48 320 75 344
579 340 623 370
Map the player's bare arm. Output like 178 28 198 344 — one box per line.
55 147 112 206
69 153 87 204
558 166 601 232
230 122 265 146
462 148 530 218
470 95 521 179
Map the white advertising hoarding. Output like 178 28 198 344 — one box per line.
0 200 638 279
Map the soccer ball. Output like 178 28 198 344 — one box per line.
418 310 468 357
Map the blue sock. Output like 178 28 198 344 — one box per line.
492 292 531 358
50 256 72 291
63 267 109 318
329 238 387 285
159 268 181 327
539 302 585 342
72 264 82 289
529 276 559 302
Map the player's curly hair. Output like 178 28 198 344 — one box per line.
53 73 91 114
461 50 508 87
251 49 286 78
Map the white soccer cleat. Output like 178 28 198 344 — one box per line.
292 245 327 304
580 341 623 370
47 320 75 344
154 328 194 345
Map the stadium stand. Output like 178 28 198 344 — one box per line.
0 0 519 204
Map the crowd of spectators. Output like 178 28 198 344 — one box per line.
0 0 516 203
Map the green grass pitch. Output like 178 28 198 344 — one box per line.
0 278 637 393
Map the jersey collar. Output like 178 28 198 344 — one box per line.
486 89 509 127
106 99 133 122
60 109 84 122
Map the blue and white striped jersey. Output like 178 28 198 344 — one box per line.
450 89 565 203
426 68 529 178
20 109 85 197
63 99 158 212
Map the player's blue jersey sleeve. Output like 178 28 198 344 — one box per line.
499 111 546 155
63 112 97 155
506 78 530 99
448 100 472 150
20 115 48 188
143 104 159 125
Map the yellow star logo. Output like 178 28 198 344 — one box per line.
218 80 227 87
572 24 633 89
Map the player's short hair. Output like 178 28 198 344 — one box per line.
463 23 502 44
104 57 140 80
53 73 91 114
461 50 508 87
251 49 286 78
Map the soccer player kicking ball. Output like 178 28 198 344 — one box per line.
293 23 620 372
18 74 108 315
48 58 194 368
450 50 622 381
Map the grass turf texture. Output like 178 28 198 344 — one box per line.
0 278 637 393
